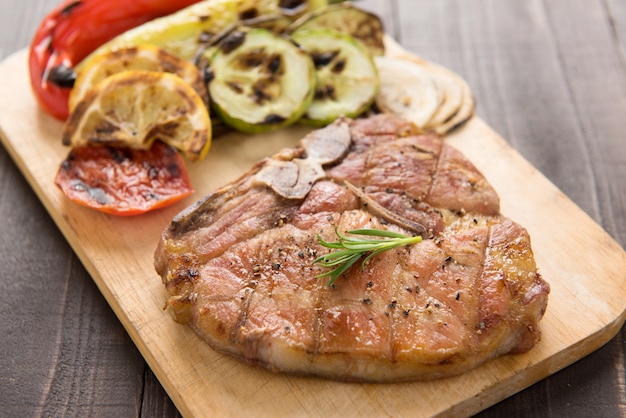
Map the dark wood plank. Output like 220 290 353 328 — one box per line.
607 0 626 64
141 368 182 418
0 154 148 416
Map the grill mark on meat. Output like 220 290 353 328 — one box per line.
425 134 445 208
475 220 491 335
233 287 254 345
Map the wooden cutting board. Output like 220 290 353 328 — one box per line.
1 48 624 418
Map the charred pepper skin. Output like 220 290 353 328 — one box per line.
28 0 200 120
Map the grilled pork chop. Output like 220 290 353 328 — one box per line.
154 115 549 382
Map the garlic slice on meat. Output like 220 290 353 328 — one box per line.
254 118 352 199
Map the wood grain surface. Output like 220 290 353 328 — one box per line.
0 1 624 417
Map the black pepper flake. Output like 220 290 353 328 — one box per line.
434 302 440 308
298 251 305 258
367 281 374 288
385 187 394 193
403 309 411 317
388 300 397 309
455 292 461 301
272 263 281 270
362 298 373 305
405 286 412 293
284 326 290 333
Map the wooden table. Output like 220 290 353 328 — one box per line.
0 0 624 416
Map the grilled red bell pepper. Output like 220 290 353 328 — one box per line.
28 0 200 120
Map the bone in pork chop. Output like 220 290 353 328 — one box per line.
154 114 549 382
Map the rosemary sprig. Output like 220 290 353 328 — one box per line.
313 228 422 286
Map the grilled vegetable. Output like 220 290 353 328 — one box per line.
54 141 194 216
206 27 316 133
63 70 212 162
287 2 385 56
374 54 475 134
69 45 208 113
292 28 378 125
28 0 200 120
374 56 443 129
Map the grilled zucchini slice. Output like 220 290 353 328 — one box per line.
288 2 385 56
292 28 378 125
207 27 315 133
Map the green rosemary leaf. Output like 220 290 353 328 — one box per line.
318 252 362 286
313 228 422 287
347 228 411 239
316 235 344 249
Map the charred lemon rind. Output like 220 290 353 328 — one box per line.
292 28 379 126
70 44 209 113
207 27 316 134
63 70 212 162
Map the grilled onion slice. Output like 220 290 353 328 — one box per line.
374 56 443 130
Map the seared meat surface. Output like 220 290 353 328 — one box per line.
154 115 549 382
